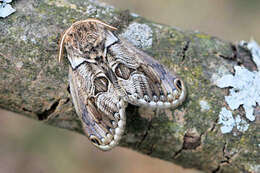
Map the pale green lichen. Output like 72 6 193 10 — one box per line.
216 40 260 130
121 22 153 49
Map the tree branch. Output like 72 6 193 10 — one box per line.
0 0 258 173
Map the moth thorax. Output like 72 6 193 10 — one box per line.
67 25 106 54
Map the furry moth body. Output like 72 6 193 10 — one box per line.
59 19 187 151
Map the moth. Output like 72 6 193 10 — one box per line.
58 19 186 151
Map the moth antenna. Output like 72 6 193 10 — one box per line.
81 18 118 31
58 32 66 63
58 26 73 63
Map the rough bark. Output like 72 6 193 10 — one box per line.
0 0 259 173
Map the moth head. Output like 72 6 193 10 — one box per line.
58 19 118 63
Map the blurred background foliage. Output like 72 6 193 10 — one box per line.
0 0 259 172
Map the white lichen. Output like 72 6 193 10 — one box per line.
48 0 77 9
130 12 139 18
216 65 260 121
85 1 114 18
218 107 235 134
120 22 153 49
235 115 249 132
211 65 231 85
217 40 260 133
21 35 27 42
15 61 23 69
244 40 260 69
216 40 260 122
85 4 97 15
199 100 211 111
249 164 260 173
0 0 15 18
89 0 114 9
218 108 249 134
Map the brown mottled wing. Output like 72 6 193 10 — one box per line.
107 37 186 108
60 19 186 152
68 63 126 151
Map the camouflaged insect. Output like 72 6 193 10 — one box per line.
58 19 186 151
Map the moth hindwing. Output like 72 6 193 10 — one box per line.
59 19 186 151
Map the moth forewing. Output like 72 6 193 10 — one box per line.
59 19 186 151
108 37 187 109
68 62 127 151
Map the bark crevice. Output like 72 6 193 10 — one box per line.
37 99 60 120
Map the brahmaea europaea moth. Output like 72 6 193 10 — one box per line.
58 19 187 151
